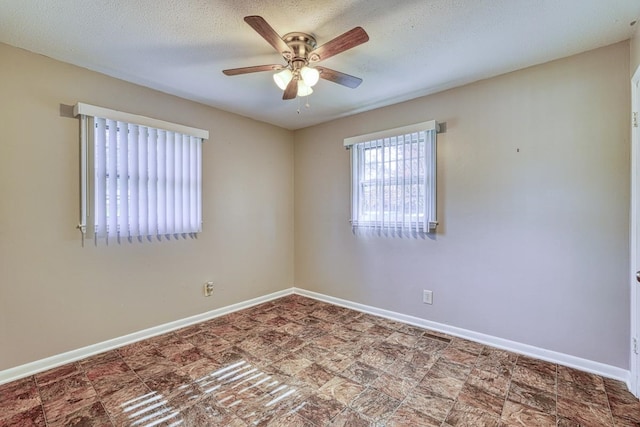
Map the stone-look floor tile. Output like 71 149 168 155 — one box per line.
340 361 381 386
404 386 455 422
173 396 247 426
515 355 557 375
558 377 609 407
467 367 511 398
415 336 449 355
168 347 207 367
266 411 316 427
501 400 556 427
79 350 122 370
386 331 420 348
456 381 507 416
349 387 401 423
0 377 42 421
366 324 395 340
0 405 46 427
384 359 430 383
557 395 615 426
444 401 501 427
327 407 371 427
371 371 418 400
295 363 334 389
333 328 365 344
317 375 365 406
46 401 112 427
272 354 313 377
155 336 195 358
608 391 640 423
131 358 178 380
507 380 556 414
475 348 518 376
358 346 396 370
428 358 472 382
40 372 98 423
450 337 485 354
295 394 344 426
296 343 333 362
186 331 231 353
178 356 223 382
99 382 152 422
34 363 82 387
117 339 158 358
557 365 605 391
440 346 480 366
120 347 167 371
419 372 466 400
85 360 141 397
613 416 640 426
345 318 375 333
317 351 354 374
143 370 194 401
386 404 442 427
511 364 556 394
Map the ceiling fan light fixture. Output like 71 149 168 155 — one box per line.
297 80 313 97
300 66 320 87
273 68 293 90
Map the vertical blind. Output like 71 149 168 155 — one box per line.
74 103 209 244
345 120 438 234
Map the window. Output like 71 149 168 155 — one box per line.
345 120 439 234
74 103 209 244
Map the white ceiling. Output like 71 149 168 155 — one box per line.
1 1 639 130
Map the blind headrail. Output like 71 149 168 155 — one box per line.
73 102 209 140
344 120 439 147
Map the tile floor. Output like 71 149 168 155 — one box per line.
1 294 639 426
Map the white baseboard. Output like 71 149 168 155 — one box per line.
293 287 631 387
1 286 631 392
0 288 293 386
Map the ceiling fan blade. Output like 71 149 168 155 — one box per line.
309 27 369 62
283 77 298 100
223 64 284 76
316 66 363 89
244 16 291 58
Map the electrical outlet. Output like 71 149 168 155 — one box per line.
204 281 214 297
423 290 433 305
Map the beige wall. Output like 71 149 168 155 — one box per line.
0 43 294 370
632 27 640 75
294 42 631 368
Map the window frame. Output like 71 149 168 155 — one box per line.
345 120 439 234
74 103 209 245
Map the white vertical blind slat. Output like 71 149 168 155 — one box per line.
138 127 149 237
196 136 202 231
95 118 107 238
129 124 140 237
117 122 129 239
107 119 118 240
189 136 197 231
156 130 167 236
166 132 175 235
174 132 183 233
182 134 190 233
147 127 157 238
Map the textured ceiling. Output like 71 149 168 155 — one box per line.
1 0 639 130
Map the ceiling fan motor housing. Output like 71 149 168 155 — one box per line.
283 32 317 68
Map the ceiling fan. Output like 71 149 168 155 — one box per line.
223 16 369 100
